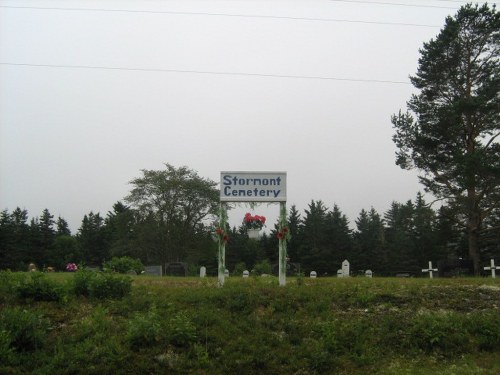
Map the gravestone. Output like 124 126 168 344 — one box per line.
144 265 162 276
484 259 500 278
243 270 249 278
422 261 438 278
342 260 350 277
224 269 229 277
395 271 413 278
310 271 317 278
200 266 206 278
365 270 373 278
28 263 37 272
165 262 188 277
337 269 343 277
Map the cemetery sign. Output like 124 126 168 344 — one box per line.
220 171 287 202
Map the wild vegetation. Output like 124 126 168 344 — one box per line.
0 271 499 374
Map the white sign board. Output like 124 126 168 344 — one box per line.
220 171 287 202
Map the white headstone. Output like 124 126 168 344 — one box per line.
422 261 438 278
144 265 162 276
342 260 350 277
243 270 250 278
310 271 317 278
365 270 373 278
484 259 500 278
200 266 206 278
337 269 343 277
224 269 229 277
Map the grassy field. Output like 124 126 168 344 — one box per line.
1 272 499 374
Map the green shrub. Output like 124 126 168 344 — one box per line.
408 311 470 355
127 307 164 349
103 256 144 274
0 271 25 302
88 272 132 299
71 269 97 297
72 271 132 299
253 259 272 275
0 307 48 353
0 329 14 364
16 272 65 302
233 262 247 276
169 312 197 347
467 311 500 351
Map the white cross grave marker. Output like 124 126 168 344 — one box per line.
422 261 438 278
484 259 500 278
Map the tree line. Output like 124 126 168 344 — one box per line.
0 185 498 276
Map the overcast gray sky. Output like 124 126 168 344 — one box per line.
0 0 491 232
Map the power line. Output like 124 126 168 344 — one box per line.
0 5 440 27
330 0 498 6
0 62 411 85
328 0 457 9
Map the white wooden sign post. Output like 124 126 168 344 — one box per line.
484 259 500 278
422 261 438 278
219 171 288 287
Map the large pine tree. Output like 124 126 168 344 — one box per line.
391 4 499 274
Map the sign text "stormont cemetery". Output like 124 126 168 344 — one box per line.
220 171 287 202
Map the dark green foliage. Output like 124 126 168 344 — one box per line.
407 311 472 355
103 256 144 274
169 312 197 347
71 270 132 299
0 271 25 303
86 272 132 300
0 307 48 354
16 272 65 302
77 211 109 266
125 163 219 265
126 307 164 349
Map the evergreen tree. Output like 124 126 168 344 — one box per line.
286 205 303 266
299 200 329 275
412 193 440 266
56 217 71 236
77 212 108 266
384 201 418 273
324 204 353 272
105 201 137 258
391 4 500 274
353 208 386 274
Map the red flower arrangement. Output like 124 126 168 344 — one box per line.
215 227 229 243
243 213 266 230
276 226 289 240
